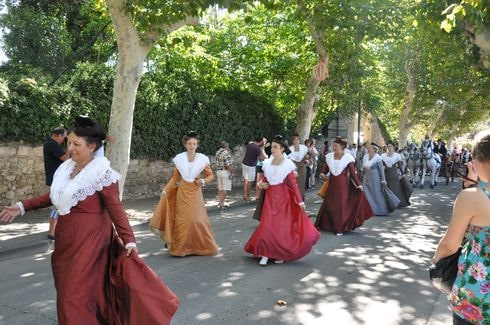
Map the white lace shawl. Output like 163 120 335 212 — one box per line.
173 152 210 182
326 152 355 176
262 158 296 185
50 157 120 215
363 154 383 169
381 152 401 168
288 144 308 162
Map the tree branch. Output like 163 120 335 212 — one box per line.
296 0 328 62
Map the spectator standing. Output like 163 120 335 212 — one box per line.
433 129 490 325
255 138 269 199
215 141 233 208
43 127 70 240
242 137 266 201
308 138 320 188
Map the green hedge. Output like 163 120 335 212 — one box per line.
0 62 284 160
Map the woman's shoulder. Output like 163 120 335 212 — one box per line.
456 187 490 210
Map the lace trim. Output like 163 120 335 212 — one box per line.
50 157 120 215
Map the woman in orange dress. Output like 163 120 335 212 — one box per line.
151 131 219 256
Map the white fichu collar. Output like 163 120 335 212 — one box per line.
381 152 400 168
262 157 296 185
173 152 210 182
363 153 383 169
288 144 308 162
50 157 120 215
325 152 355 176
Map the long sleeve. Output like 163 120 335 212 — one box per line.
163 168 182 193
99 182 135 245
322 163 330 175
348 162 361 186
202 165 214 185
376 161 386 182
286 172 304 204
22 192 52 211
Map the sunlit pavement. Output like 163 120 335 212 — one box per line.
0 179 458 324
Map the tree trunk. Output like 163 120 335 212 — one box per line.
398 59 417 147
105 0 197 197
296 77 321 140
295 0 328 141
464 22 490 70
106 0 150 196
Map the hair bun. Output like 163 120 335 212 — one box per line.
187 130 198 137
74 115 96 128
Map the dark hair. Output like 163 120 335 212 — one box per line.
254 136 263 143
471 130 490 163
70 116 106 151
182 131 199 144
291 133 300 141
333 136 347 149
51 127 66 136
386 141 394 146
272 135 286 149
220 140 228 148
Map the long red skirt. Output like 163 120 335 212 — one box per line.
244 183 320 261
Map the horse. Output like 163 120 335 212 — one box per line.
406 143 421 184
419 140 442 189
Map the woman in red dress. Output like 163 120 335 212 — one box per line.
244 135 320 266
0 117 179 324
314 136 374 235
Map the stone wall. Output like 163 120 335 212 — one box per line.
0 143 246 205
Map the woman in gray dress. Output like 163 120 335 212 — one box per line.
382 141 412 207
362 143 400 216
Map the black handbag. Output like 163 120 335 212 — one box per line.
429 247 462 294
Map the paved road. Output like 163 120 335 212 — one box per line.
0 180 459 324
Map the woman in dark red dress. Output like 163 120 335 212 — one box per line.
0 117 179 324
244 135 320 266
315 136 374 235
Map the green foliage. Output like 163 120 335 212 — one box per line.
132 72 283 160
0 61 283 159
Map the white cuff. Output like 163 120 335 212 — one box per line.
16 202 25 216
125 242 137 249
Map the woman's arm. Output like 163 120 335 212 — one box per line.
162 168 181 196
286 172 304 206
348 162 362 187
99 183 136 248
433 190 475 263
377 162 387 184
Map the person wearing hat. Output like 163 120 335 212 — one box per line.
315 136 374 235
363 143 400 215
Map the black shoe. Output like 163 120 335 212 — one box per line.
47 234 55 240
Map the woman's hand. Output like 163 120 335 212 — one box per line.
161 190 167 197
357 185 364 191
381 180 387 186
0 205 21 223
194 178 205 186
258 181 269 190
319 173 329 181
125 243 138 257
